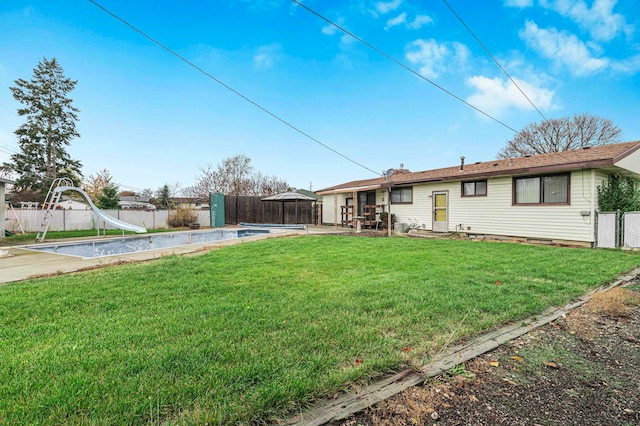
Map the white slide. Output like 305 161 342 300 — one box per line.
56 186 147 234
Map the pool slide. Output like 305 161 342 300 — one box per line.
55 186 147 234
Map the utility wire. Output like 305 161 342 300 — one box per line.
291 0 519 133
87 0 382 177
441 0 548 122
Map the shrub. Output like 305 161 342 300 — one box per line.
168 207 198 227
597 174 640 213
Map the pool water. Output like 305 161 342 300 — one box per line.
25 229 270 259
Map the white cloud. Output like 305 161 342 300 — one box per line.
385 12 433 30
407 14 434 29
504 0 533 7
385 12 407 30
519 21 609 76
253 44 282 70
610 54 640 74
321 23 338 35
466 75 556 117
375 0 403 15
321 16 345 36
539 0 633 42
405 39 469 79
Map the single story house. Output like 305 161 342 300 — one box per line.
119 195 156 210
316 141 640 246
1 177 16 239
59 196 90 210
170 197 210 210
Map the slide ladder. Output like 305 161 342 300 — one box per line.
36 178 73 242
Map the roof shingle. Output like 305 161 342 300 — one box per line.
317 141 640 193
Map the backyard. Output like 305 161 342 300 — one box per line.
1 235 639 424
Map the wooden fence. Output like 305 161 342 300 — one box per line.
224 196 317 225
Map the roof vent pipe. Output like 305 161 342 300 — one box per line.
460 156 465 171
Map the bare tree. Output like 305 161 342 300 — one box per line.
497 113 622 159
218 154 253 195
82 168 113 202
184 154 290 198
248 172 291 196
184 164 222 199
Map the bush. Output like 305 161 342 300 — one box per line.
597 174 640 213
168 207 198 227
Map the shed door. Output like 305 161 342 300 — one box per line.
432 191 448 232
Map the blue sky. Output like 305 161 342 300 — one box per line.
0 0 638 194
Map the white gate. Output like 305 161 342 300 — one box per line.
623 212 640 248
596 212 619 248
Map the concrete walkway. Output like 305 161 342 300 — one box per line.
0 226 349 285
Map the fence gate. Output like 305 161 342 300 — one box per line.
596 211 619 248
623 212 640 248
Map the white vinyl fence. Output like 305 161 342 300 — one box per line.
596 211 619 248
623 212 640 248
596 211 640 249
5 209 211 233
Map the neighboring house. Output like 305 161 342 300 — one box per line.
316 141 640 246
119 195 156 210
1 177 16 239
58 196 90 210
170 197 210 210
293 188 318 200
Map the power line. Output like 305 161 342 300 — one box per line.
291 0 519 133
441 0 548 122
87 0 382 177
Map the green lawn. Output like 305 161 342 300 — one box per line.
1 236 638 424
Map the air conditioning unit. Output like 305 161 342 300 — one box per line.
394 223 408 233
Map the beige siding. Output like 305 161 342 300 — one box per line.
390 183 458 230
452 171 595 242
321 193 351 225
390 170 598 242
615 149 640 174
322 169 602 242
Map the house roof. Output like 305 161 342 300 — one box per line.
316 141 640 194
0 177 16 185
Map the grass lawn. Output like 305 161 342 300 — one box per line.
1 236 638 424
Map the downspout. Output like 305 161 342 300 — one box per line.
333 193 338 227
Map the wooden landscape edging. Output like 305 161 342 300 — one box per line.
283 269 640 426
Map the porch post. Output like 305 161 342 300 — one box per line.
387 188 392 237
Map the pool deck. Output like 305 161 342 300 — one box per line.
0 226 350 285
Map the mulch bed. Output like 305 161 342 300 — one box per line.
338 284 640 426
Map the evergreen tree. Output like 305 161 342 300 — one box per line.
154 184 174 209
4 57 83 194
96 183 120 210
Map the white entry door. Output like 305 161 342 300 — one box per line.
432 191 448 232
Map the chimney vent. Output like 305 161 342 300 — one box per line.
460 156 465 171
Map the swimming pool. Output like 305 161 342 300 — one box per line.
25 228 270 259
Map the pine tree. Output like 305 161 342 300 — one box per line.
154 184 174 209
96 183 120 210
4 57 83 194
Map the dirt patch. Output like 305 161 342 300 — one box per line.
340 284 640 426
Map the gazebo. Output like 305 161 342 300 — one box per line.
261 191 316 224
